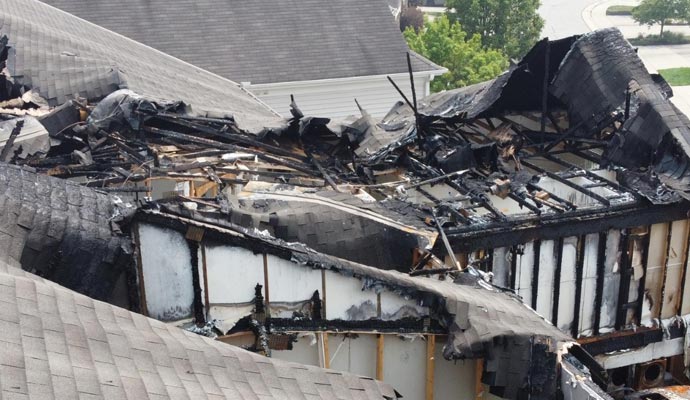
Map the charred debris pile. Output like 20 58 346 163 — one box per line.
1 27 689 399
3 28 690 264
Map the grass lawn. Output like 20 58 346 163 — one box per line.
659 68 690 86
606 5 633 15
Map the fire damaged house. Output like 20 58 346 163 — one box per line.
3 0 690 399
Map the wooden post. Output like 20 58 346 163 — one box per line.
201 244 210 320
376 334 384 381
322 332 330 369
475 358 484 399
263 254 270 306
425 335 436 400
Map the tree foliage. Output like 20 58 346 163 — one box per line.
404 15 508 92
632 0 690 37
444 0 543 59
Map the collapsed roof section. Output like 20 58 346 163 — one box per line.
0 0 285 133
136 201 572 398
0 260 400 399
0 162 135 306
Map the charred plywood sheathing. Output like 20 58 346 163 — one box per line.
0 162 136 307
135 204 580 399
0 260 401 400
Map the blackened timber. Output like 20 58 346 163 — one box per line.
386 76 416 113
155 116 308 161
521 160 611 205
572 235 586 338
593 232 607 336
635 227 651 323
0 119 23 162
510 247 518 290
541 153 636 198
660 222 674 319
432 212 460 269
540 40 551 135
680 224 690 316
552 237 564 326
527 181 576 210
615 230 631 330
531 241 541 310
446 200 690 252
187 239 206 325
144 126 319 176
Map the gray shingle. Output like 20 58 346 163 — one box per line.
0 262 399 399
36 0 442 85
1 0 284 134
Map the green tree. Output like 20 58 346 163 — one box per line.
404 15 508 92
444 0 543 59
632 0 690 38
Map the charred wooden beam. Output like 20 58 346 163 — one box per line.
521 159 611 206
531 240 541 310
552 237 564 326
593 231 607 336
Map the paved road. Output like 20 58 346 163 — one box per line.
539 0 690 116
538 0 599 39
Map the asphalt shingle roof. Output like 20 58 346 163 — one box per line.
37 0 442 84
0 0 285 133
0 260 400 399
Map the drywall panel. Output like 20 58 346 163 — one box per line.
557 237 578 332
383 335 426 400
515 242 534 306
380 290 429 320
324 270 377 320
267 255 322 302
328 333 377 379
624 235 644 326
204 245 264 304
138 224 194 321
662 220 687 318
536 240 556 320
272 333 320 366
433 343 478 400
599 229 621 333
578 234 600 336
208 304 254 334
645 223 669 319
492 247 510 288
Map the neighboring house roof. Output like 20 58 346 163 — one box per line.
1 0 284 133
36 0 443 85
0 261 400 399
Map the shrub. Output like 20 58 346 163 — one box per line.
606 5 634 15
628 31 690 45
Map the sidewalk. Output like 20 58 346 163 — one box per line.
582 0 690 38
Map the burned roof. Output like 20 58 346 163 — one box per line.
37 0 442 85
0 260 400 399
0 162 135 306
0 0 285 133
136 201 571 398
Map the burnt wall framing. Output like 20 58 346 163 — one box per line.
446 202 690 252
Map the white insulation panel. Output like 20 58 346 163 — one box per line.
138 224 194 321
